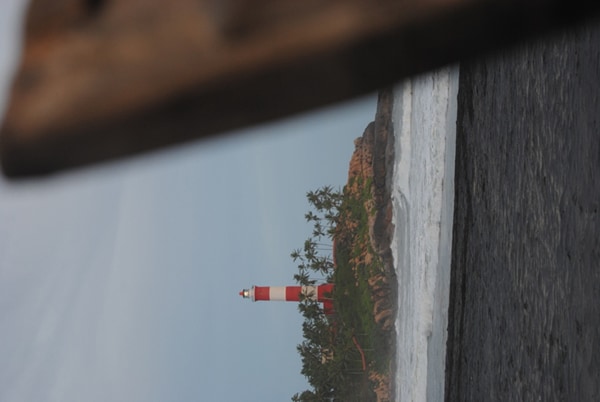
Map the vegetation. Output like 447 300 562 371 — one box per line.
290 183 390 401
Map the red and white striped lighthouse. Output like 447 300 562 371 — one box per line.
239 284 335 315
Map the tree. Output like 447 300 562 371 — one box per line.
291 186 342 287
291 186 343 400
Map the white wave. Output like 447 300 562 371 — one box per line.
392 66 459 402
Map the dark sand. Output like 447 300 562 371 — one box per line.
445 19 600 401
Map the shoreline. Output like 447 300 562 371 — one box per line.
348 64 459 401
390 67 458 402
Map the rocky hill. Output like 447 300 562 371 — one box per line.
341 88 397 401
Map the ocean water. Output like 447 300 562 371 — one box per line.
391 66 459 402
445 22 600 401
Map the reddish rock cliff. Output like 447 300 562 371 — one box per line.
344 88 397 402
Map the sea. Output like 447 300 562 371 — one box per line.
445 20 600 402
391 66 459 402
393 18 600 402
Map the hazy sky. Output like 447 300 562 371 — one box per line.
0 2 376 401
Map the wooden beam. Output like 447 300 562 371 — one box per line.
2 0 599 177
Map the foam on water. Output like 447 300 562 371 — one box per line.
391 66 459 402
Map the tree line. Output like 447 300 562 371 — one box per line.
291 186 373 401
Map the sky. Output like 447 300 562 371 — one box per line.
0 2 377 401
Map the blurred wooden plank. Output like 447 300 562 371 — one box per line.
1 0 599 177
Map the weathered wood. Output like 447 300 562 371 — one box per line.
1 0 599 177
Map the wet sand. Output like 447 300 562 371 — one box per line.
445 19 600 401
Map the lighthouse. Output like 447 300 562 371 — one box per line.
239 284 335 315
